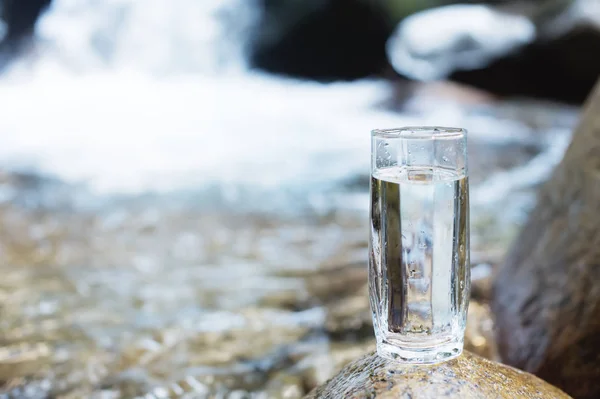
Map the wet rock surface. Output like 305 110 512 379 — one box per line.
306 351 572 398
0 153 531 397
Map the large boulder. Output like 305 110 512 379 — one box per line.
0 0 51 54
492 78 600 398
451 18 600 104
249 0 395 81
306 350 571 398
386 1 600 103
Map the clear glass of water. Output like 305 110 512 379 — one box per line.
369 126 470 364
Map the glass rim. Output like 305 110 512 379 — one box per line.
371 126 466 139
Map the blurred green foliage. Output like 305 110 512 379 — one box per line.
380 0 444 23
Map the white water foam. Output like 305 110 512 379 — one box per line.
0 70 413 194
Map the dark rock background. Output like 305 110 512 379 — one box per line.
249 0 395 81
0 0 51 60
249 0 599 103
450 23 600 104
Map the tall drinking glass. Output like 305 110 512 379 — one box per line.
369 127 470 364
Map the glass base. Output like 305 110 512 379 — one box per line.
376 338 463 364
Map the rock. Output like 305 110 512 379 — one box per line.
492 78 600 398
249 0 394 81
306 351 572 398
305 262 367 305
0 0 52 57
470 263 494 302
386 1 600 104
264 372 304 399
451 19 600 104
386 5 537 81
464 301 498 361
325 292 373 341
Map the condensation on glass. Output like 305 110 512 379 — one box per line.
369 126 470 364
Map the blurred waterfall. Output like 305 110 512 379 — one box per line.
0 0 576 216
11 0 259 75
0 0 402 201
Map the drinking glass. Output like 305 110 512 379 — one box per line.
369 126 470 364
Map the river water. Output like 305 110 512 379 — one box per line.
0 1 580 398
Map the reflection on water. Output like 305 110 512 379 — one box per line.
0 184 369 397
0 0 581 397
